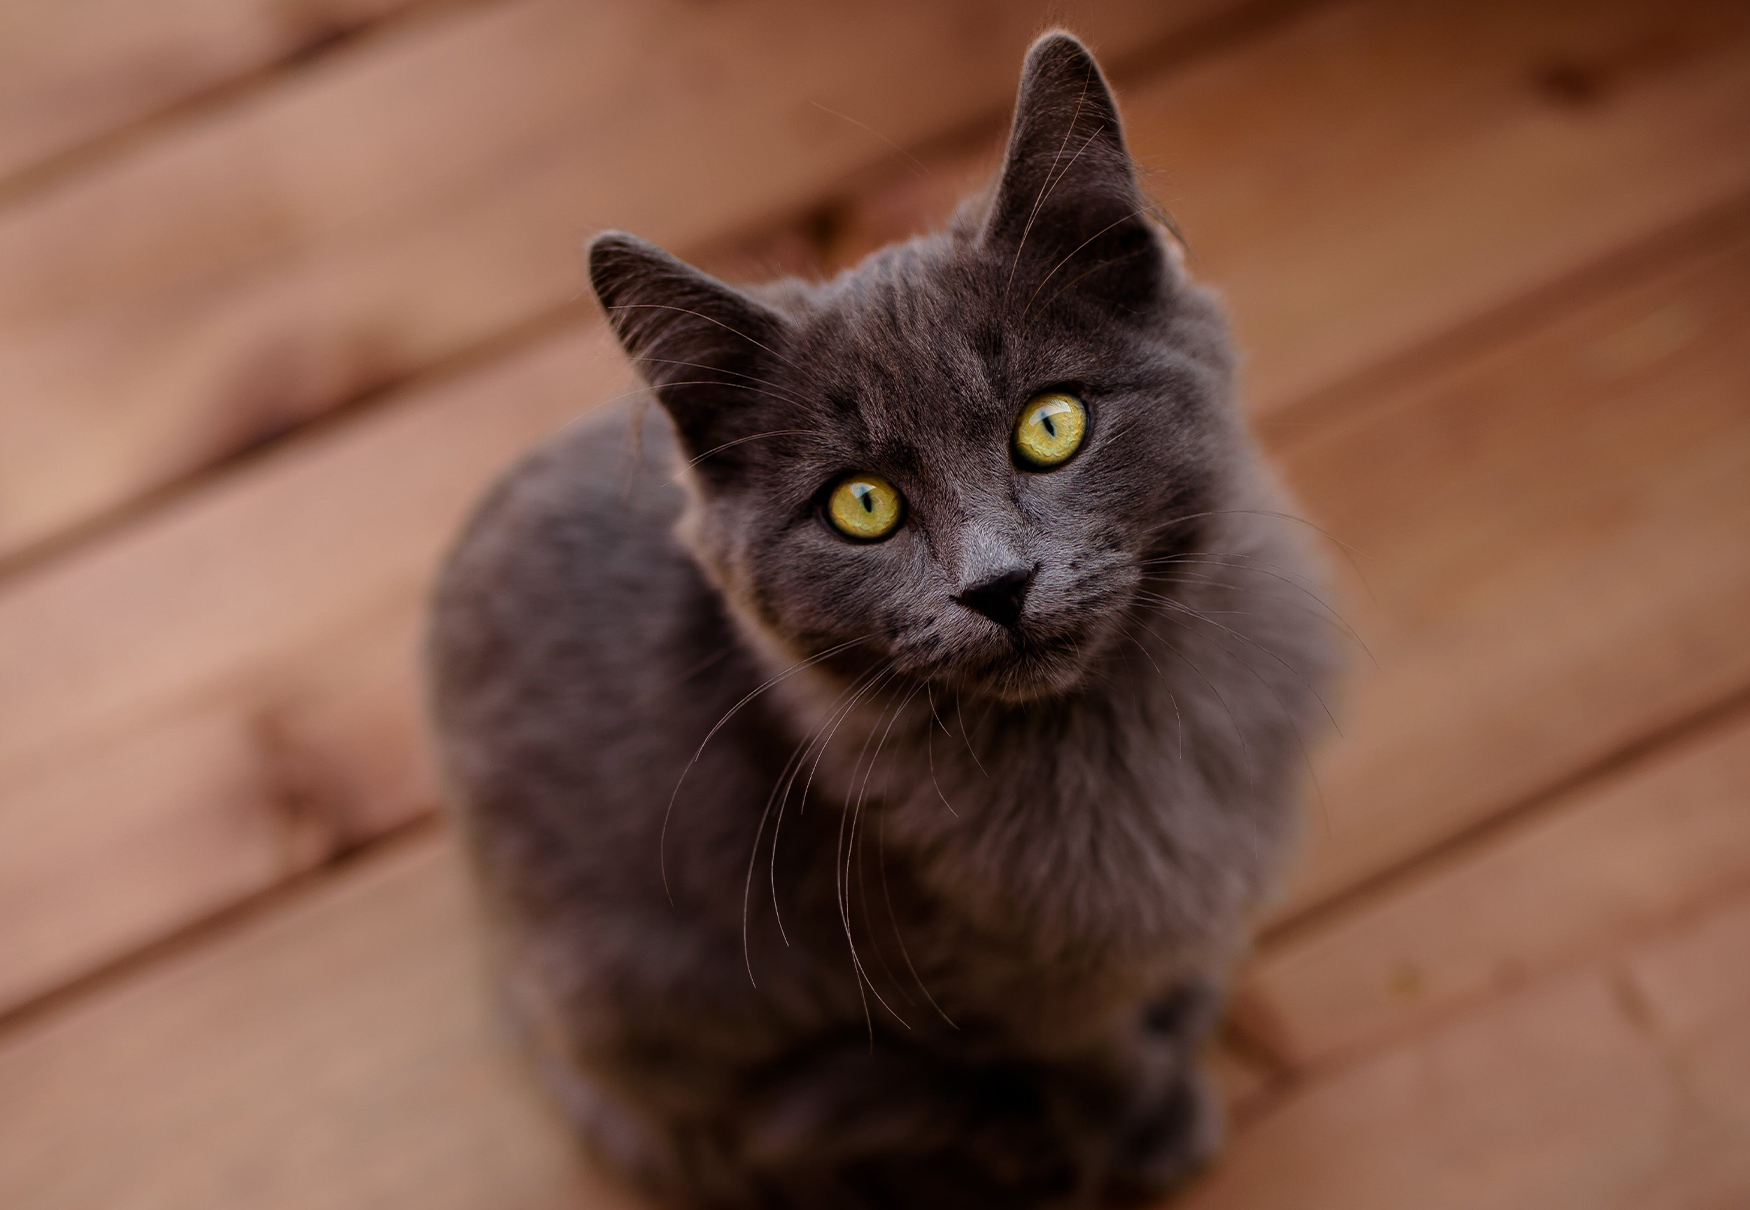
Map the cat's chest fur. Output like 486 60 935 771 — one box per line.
762 623 1293 1016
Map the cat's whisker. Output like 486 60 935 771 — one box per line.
680 429 823 473
1003 71 1094 303
665 634 872 903
808 100 933 179
1137 573 1373 661
767 658 897 946
1143 604 1334 837
1138 549 1369 656
923 685 961 818
603 301 804 372
744 661 884 973
879 811 958 1029
1116 617 1183 760
833 669 913 1035
1134 622 1251 761
856 818 915 1011
826 671 896 1042
1148 550 1325 590
778 653 898 987
849 681 926 1021
627 354 819 413
1037 244 1157 314
951 693 989 779
843 681 919 1011
1140 508 1375 598
1140 594 1341 736
1020 204 1158 322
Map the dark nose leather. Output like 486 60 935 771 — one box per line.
955 566 1035 629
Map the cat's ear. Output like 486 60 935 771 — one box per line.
982 32 1166 309
588 231 788 454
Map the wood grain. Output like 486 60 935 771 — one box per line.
829 0 1750 414
0 0 426 186
0 323 617 1015
0 595 438 1013
0 835 640 1210
1625 896 1750 1206
1237 707 1750 1067
1179 951 1744 1210
0 0 1228 563
1277 214 1750 913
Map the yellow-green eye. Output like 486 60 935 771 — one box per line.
1013 391 1087 469
826 473 904 541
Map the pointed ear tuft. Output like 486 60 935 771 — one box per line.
587 232 789 457
982 32 1165 310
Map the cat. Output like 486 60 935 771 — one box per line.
427 30 1338 1209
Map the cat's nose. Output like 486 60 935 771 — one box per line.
954 566 1036 629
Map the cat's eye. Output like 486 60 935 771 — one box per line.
1013 391 1087 469
825 473 904 542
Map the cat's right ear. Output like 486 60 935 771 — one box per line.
981 32 1167 312
587 231 788 453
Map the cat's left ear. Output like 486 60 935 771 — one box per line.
587 231 790 462
982 32 1168 310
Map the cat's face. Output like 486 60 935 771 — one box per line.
591 33 1239 703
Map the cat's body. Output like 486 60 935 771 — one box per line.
429 32 1336 1209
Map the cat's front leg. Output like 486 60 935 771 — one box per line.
1102 979 1228 1201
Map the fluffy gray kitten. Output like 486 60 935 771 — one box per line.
428 31 1336 1209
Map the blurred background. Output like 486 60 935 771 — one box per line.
2 0 1748 1206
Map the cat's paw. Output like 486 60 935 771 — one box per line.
1103 1066 1224 1204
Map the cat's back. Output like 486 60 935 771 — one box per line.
427 399 771 885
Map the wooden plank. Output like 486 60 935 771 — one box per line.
1236 707 1750 1068
1205 1039 1279 1115
1183 974 1677 1209
0 835 643 1210
1180 906 1750 1210
0 706 285 1016
0 323 615 782
0 319 615 1015
1277 215 1750 913
0 0 427 186
0 596 437 1013
1625 897 1750 1206
827 0 1750 414
0 0 1228 563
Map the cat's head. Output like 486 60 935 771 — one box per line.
589 32 1243 703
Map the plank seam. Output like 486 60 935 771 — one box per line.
0 813 446 1042
1261 684 1750 952
0 0 505 213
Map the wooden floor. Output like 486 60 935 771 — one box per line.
3 1 1749 1205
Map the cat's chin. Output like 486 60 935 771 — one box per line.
936 630 1104 704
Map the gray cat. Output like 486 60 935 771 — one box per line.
428 31 1337 1209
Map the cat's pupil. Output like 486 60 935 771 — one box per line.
1041 414 1057 437
859 490 874 513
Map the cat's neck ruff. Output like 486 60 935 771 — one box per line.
719 557 1294 968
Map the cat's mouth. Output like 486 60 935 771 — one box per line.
940 622 1101 702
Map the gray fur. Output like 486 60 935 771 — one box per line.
428 31 1337 1209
